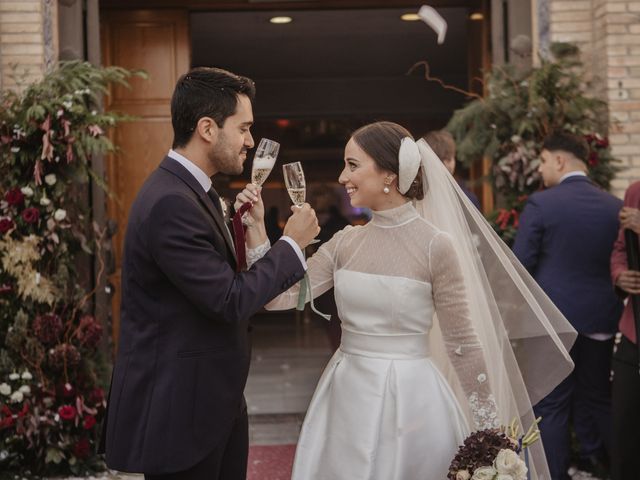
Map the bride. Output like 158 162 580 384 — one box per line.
237 121 576 479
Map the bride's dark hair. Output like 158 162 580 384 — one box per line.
351 121 424 200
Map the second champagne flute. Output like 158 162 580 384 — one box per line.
282 161 319 244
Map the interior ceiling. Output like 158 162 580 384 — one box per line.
189 6 473 181
191 7 469 80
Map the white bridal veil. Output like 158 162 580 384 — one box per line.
412 138 577 480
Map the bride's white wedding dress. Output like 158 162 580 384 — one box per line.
263 202 499 480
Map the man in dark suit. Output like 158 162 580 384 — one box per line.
422 129 481 210
101 67 319 480
513 132 623 480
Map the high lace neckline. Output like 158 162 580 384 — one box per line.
370 201 419 228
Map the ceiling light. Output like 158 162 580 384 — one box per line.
270 16 292 24
401 13 421 21
470 12 484 21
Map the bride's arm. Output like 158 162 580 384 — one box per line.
249 227 351 311
429 231 499 430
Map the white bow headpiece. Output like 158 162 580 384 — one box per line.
398 137 422 195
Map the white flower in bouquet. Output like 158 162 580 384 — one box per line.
0 383 11 396
40 194 51 206
21 370 32 380
19 385 30 395
496 475 514 480
10 390 23 403
455 470 471 480
471 466 497 480
494 449 528 480
44 174 57 186
53 208 67 221
9 372 19 381
20 186 34 197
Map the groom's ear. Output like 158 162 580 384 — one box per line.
195 117 219 144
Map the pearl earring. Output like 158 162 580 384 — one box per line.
383 186 390 194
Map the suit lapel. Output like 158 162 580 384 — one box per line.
159 157 237 264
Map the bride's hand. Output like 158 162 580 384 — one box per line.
235 184 264 225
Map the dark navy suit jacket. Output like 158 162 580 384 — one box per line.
102 157 305 474
513 175 623 334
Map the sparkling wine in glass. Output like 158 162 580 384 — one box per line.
282 161 306 207
251 138 279 186
283 161 319 244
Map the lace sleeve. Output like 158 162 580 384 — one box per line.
265 227 351 310
429 231 499 430
247 239 271 268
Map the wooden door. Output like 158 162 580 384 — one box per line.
101 9 190 346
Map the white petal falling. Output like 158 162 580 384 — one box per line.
418 5 447 45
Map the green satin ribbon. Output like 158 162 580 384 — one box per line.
296 272 331 321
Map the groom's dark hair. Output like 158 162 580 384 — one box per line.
171 67 256 149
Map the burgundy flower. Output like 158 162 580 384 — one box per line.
0 217 14 233
33 313 63 345
588 151 599 166
73 437 91 459
0 284 12 294
83 415 96 430
5 188 24 206
77 315 103 350
0 415 14 430
21 207 39 224
58 405 77 421
88 387 104 405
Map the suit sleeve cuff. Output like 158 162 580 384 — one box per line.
279 236 308 270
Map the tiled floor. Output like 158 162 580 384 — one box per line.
246 310 333 445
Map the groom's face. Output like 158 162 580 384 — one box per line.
210 94 255 175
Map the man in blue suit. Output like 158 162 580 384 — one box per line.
513 132 622 480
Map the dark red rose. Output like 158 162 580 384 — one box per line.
73 437 91 459
588 151 599 166
17 402 29 418
58 405 77 421
88 387 104 405
5 188 24 206
0 218 14 233
0 415 14 430
83 415 96 430
21 207 39 224
596 138 609 148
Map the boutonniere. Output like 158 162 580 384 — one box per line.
219 196 230 221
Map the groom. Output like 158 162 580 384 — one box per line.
101 67 319 480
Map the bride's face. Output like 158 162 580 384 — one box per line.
339 138 393 209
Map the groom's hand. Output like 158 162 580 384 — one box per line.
283 204 320 249
235 184 264 224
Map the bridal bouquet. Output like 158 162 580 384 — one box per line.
447 419 541 480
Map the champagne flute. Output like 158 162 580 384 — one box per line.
282 161 319 244
251 138 279 186
239 138 279 220
282 162 329 321
282 161 306 207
